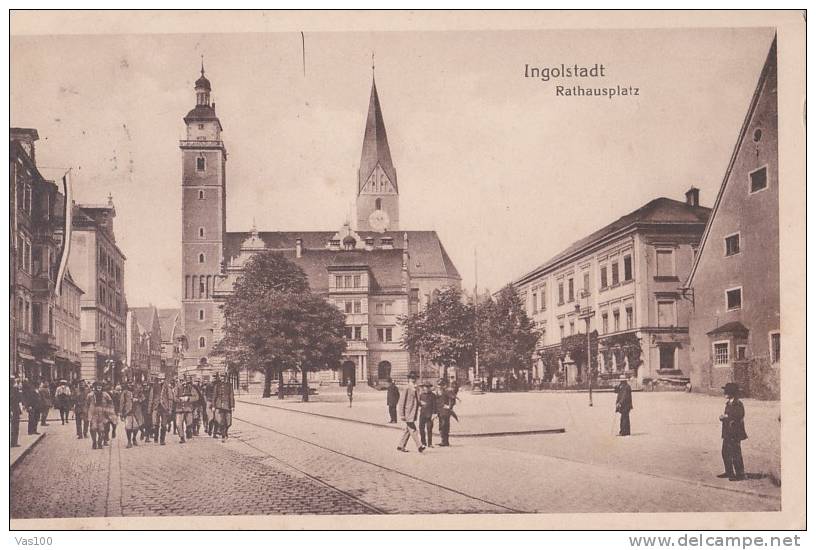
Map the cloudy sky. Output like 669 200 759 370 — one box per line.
11 26 775 307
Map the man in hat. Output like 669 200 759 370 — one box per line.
212 372 235 441
615 376 633 436
157 376 177 445
397 372 425 453
119 382 145 448
54 379 72 425
418 382 437 447
174 378 199 443
386 378 400 423
37 381 52 427
73 380 90 439
718 382 748 481
436 378 457 447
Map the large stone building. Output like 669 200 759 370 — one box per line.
684 38 779 398
53 270 83 381
10 128 75 382
65 196 128 382
509 192 710 388
180 66 460 385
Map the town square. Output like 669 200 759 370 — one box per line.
9 13 803 532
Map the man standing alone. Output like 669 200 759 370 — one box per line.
386 378 400 423
397 372 425 453
615 376 633 436
718 382 747 481
212 373 235 441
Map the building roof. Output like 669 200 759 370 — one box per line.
513 197 711 285
195 64 211 91
130 306 158 334
685 36 777 289
358 79 397 193
158 309 181 341
707 321 749 337
224 229 460 282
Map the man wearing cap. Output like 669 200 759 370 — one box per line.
397 372 425 453
73 380 90 439
174 378 199 443
718 382 748 481
119 382 145 448
212 372 235 441
418 382 437 447
87 381 113 450
436 378 457 447
615 376 633 436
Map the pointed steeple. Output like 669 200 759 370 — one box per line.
359 77 397 194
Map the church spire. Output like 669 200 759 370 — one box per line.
358 76 397 194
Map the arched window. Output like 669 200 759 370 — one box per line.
199 336 206 349
198 253 205 264
378 361 392 381
198 190 205 200
375 198 382 210
199 227 205 238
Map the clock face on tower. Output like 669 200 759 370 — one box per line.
368 209 390 233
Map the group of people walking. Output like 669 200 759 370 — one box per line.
10 373 235 450
388 373 458 453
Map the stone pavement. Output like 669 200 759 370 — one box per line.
10 419 375 519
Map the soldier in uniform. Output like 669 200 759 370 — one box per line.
212 372 235 441
119 382 145 448
73 380 90 439
158 376 177 445
146 376 163 443
138 381 152 442
174 379 199 443
87 382 113 450
718 382 748 481
436 378 457 447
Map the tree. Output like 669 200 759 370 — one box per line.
399 286 475 379
214 251 346 399
477 285 540 389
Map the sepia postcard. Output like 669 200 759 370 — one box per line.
8 10 806 531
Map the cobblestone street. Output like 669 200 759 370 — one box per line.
11 391 781 519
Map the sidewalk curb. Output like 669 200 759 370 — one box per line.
11 432 46 469
237 398 566 438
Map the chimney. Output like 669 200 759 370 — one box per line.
685 187 700 207
295 238 302 258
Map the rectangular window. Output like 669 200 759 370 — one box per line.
344 301 353 314
600 266 608 289
353 275 361 288
196 157 205 171
750 166 768 193
375 303 384 315
353 301 362 314
541 284 547 310
657 300 676 327
613 310 620 332
344 326 353 340
602 313 609 334
385 328 392 342
656 249 674 277
736 345 747 361
531 292 538 313
335 275 343 288
559 324 565 339
567 278 574 302
377 328 384 342
625 306 633 329
713 342 729 365
770 332 780 363
623 255 633 281
725 234 740 256
354 326 362 340
384 302 392 315
583 272 590 295
569 320 575 335
344 275 352 288
611 262 620 286
557 282 564 305
726 287 742 310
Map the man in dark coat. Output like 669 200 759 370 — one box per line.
386 379 400 423
718 382 748 481
418 383 437 447
73 380 90 439
10 377 23 447
22 381 41 435
436 378 457 447
212 373 235 441
38 381 52 426
615 377 633 436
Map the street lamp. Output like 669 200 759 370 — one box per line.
575 291 595 407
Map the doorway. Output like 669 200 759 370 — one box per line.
341 360 356 386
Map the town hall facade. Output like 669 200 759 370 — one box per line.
180 65 461 386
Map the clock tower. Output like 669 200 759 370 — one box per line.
180 62 227 372
356 77 399 232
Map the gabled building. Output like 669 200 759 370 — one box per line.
179 66 461 385
129 305 163 380
684 38 779 398
508 192 710 387
158 308 184 379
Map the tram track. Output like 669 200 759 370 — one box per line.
232 413 526 514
